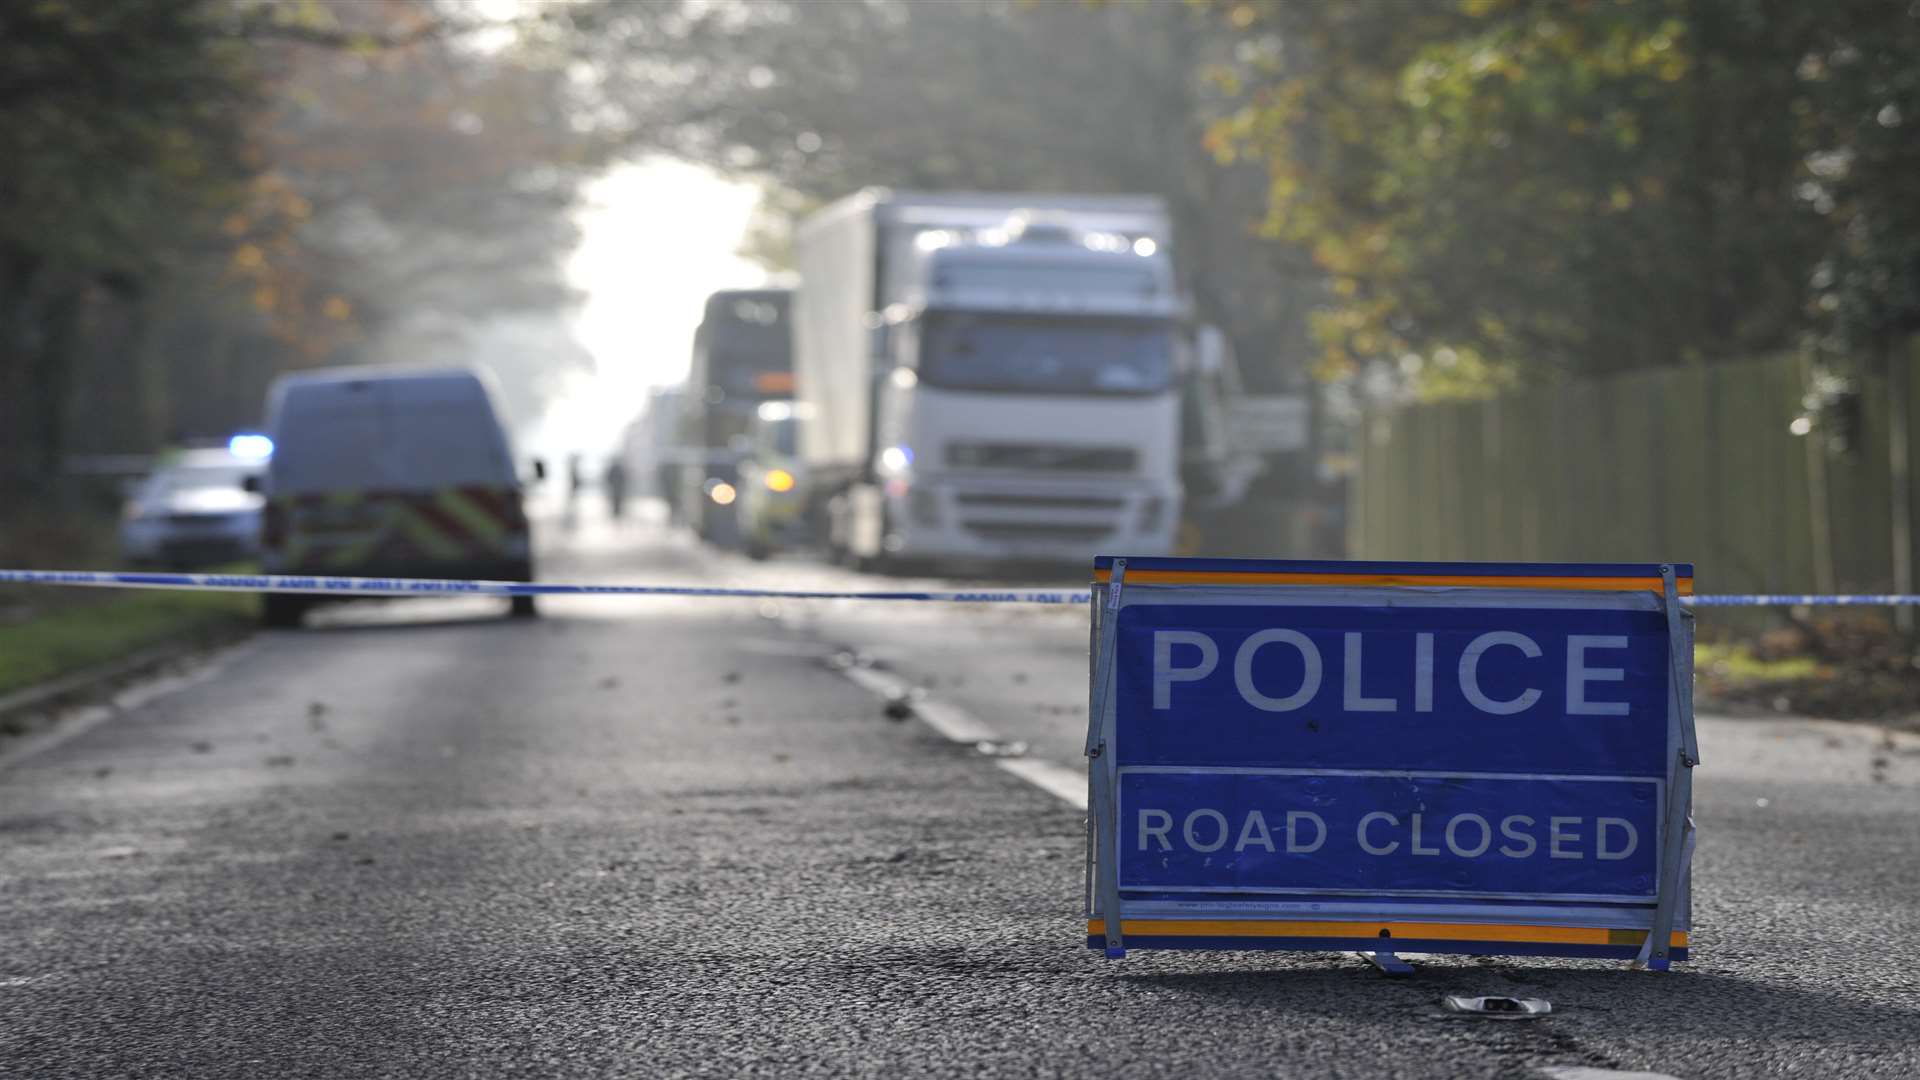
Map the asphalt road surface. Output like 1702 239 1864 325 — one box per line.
3 511 1917 1079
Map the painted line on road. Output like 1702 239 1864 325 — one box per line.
833 661 1088 811
0 640 260 772
994 757 1090 810
840 665 1000 743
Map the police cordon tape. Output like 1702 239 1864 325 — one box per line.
0 568 1091 605
3 567 1920 607
1684 592 1920 606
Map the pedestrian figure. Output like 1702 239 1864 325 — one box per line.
564 453 585 531
605 457 629 522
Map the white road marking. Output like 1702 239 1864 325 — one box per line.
0 640 259 772
834 660 1086 809
910 697 1004 745
0 974 58 989
735 637 835 658
839 664 1001 742
995 758 1089 810
839 664 910 702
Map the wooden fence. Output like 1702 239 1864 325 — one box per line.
1351 344 1920 598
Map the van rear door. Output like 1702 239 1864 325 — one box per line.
267 374 527 575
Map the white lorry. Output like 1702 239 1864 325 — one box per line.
793 189 1185 569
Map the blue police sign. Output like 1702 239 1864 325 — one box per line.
1084 558 1698 970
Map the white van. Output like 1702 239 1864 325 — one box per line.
258 366 538 626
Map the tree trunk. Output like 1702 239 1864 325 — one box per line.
0 250 48 500
19 282 86 504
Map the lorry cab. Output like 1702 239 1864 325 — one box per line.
258 366 536 626
852 214 1185 566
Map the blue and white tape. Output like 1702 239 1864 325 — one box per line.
2 568 1917 607
0 569 1093 605
1682 593 1920 607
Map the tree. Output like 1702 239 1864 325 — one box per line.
258 6 612 422
1207 0 1920 393
0 0 608 512
546 0 1321 392
0 0 261 493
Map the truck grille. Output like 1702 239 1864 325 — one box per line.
954 493 1125 511
962 522 1113 544
946 442 1136 473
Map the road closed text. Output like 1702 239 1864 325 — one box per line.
1117 770 1661 899
1135 807 1641 860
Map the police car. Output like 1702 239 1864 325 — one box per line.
119 444 267 568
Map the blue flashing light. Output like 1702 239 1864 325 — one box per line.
229 433 274 461
879 445 914 473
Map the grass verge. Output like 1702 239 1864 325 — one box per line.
1695 613 1920 729
0 587 255 701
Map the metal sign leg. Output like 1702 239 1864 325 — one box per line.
1639 752 1694 971
1638 565 1700 971
1086 559 1128 959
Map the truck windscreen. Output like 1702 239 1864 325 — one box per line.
918 315 1174 395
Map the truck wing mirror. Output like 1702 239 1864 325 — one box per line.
530 458 547 483
242 475 263 494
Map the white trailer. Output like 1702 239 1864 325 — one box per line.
792 189 1185 567
621 385 688 505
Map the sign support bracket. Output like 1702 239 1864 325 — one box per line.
1354 948 1414 977
1086 558 1128 959
1638 564 1699 972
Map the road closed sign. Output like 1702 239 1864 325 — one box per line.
1083 557 1698 969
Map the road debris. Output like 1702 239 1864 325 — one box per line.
1442 995 1552 1019
1543 1060 1681 1068
973 738 1029 758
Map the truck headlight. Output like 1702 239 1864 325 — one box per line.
878 445 913 474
